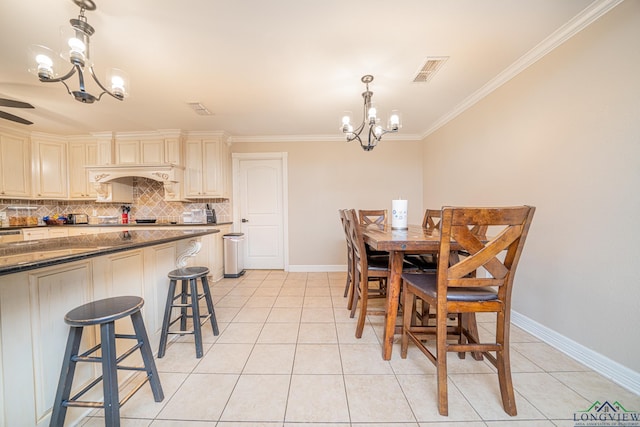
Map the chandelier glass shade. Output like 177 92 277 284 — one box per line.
340 75 401 151
28 0 129 104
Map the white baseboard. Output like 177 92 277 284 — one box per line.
511 310 640 395
287 265 346 273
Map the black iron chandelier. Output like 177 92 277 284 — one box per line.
340 75 401 151
29 0 129 103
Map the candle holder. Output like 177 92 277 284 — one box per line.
391 199 408 230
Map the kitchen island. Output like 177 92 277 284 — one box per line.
0 228 219 427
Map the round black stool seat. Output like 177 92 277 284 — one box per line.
159 266 219 358
65 295 144 326
168 266 210 280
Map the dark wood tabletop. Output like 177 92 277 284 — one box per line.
362 223 442 253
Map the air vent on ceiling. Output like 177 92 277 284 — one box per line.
413 56 449 83
187 102 213 116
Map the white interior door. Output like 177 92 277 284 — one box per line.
233 153 288 270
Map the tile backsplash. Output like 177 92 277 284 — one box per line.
0 177 231 225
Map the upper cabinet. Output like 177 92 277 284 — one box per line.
0 128 232 202
184 133 231 199
114 132 183 166
31 136 68 199
68 139 98 199
0 132 31 198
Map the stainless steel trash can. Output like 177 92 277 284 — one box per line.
223 233 245 278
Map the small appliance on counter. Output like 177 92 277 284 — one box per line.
67 213 89 224
182 209 206 224
206 204 217 224
97 216 119 225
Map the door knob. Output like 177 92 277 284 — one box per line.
241 218 249 223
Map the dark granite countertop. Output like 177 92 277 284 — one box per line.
0 229 219 276
2 221 232 230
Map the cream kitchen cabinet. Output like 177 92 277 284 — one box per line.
184 135 230 198
22 227 69 240
47 227 69 238
0 132 31 198
32 137 68 199
114 135 182 165
22 228 49 241
68 140 98 199
211 224 231 281
67 227 101 236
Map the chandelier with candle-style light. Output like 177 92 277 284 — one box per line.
29 0 129 104
340 75 401 151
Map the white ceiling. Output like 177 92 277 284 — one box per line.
0 0 616 141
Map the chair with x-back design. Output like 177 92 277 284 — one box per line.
345 209 391 337
358 209 387 226
400 205 535 416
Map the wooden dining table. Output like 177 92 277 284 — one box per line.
362 223 443 360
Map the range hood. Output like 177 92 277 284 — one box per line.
86 164 184 202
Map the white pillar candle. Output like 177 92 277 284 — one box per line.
391 199 408 229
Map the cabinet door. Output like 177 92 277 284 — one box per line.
23 228 49 240
97 139 113 165
115 140 139 164
211 225 230 281
165 138 181 165
184 140 204 196
141 139 163 164
68 141 98 199
33 139 68 199
202 139 223 196
220 140 232 198
48 228 69 238
0 133 31 198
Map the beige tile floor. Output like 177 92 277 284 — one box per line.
80 270 640 426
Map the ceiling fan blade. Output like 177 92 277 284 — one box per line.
0 98 34 109
0 110 34 125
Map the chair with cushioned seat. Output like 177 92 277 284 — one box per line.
400 206 535 416
345 208 390 337
339 209 357 306
405 208 442 272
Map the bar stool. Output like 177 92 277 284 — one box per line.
158 266 219 358
50 296 164 427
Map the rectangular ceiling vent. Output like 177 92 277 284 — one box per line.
187 102 213 116
413 56 449 83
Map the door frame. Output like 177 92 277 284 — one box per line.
232 152 289 271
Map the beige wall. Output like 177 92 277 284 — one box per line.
422 1 640 372
231 139 424 267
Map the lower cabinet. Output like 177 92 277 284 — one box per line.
212 224 231 281
22 228 50 241
0 238 205 427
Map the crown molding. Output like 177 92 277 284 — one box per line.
421 0 624 139
228 133 423 144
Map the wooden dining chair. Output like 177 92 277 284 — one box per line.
358 209 387 226
406 208 442 271
422 208 442 229
358 209 391 259
339 209 355 300
400 205 535 416
345 208 390 337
